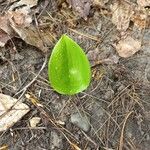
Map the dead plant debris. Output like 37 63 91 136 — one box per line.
0 0 150 149
0 93 30 132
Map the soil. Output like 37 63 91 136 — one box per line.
0 0 150 150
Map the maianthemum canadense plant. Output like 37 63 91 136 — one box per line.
48 34 91 95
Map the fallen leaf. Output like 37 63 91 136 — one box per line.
9 0 39 10
29 117 41 127
116 36 141 58
0 15 15 47
10 24 48 53
0 15 14 35
8 8 54 53
111 1 134 31
8 8 32 27
0 30 11 47
67 0 91 19
0 93 30 132
0 8 32 47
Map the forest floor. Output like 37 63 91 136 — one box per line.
0 0 150 150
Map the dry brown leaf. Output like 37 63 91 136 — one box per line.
9 0 39 10
111 2 134 31
8 9 52 52
0 14 15 47
0 15 14 35
29 117 41 127
0 93 30 132
67 0 91 19
0 1 53 51
10 24 49 53
116 36 141 58
0 8 32 47
8 8 32 27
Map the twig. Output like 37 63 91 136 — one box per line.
14 54 47 96
69 28 101 42
119 111 133 150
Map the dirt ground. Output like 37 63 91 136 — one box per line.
0 0 150 150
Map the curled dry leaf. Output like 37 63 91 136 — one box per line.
111 2 134 31
0 93 30 132
29 117 41 127
0 7 32 47
8 8 32 27
116 36 141 58
67 0 91 19
0 0 52 51
10 24 49 53
8 9 53 53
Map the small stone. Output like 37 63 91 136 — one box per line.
70 112 90 132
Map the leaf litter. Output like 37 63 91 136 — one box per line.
67 0 92 19
0 0 149 149
0 0 53 52
0 93 30 132
111 1 134 31
0 0 147 56
115 36 141 58
9 0 39 10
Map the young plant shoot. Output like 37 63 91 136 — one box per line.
48 34 91 95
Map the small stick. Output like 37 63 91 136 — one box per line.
69 28 101 42
14 55 47 96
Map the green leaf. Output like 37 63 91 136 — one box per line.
48 34 91 95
